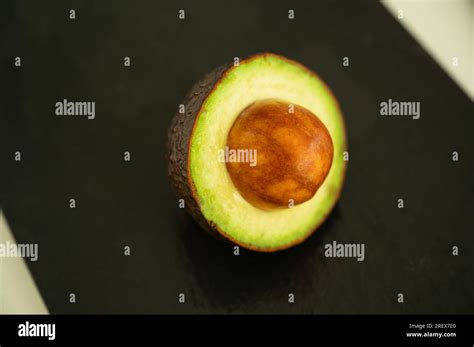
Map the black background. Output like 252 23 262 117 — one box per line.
1 0 473 314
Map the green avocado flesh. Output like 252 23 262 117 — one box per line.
189 54 346 251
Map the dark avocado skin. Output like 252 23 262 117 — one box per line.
166 64 231 240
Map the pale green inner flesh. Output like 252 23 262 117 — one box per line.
189 54 346 249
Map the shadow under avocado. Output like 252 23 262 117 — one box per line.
178 206 341 313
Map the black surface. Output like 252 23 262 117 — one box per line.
1 0 473 314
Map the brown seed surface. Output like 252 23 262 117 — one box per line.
226 99 334 210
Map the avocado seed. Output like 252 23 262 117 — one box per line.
226 99 333 210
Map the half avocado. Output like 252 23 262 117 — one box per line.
167 53 347 252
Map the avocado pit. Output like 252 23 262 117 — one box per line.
226 99 334 210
